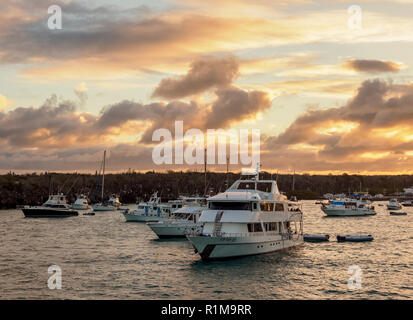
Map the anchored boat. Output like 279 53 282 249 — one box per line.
123 193 204 222
148 206 205 238
390 211 407 216
321 198 375 216
93 150 121 212
186 163 304 261
22 194 78 218
387 199 402 210
71 194 91 210
304 234 329 242
337 235 374 242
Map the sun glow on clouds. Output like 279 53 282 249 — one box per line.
0 94 11 111
360 152 391 159
316 121 359 135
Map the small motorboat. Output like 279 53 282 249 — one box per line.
83 212 95 216
390 211 407 216
304 234 329 242
337 235 374 242
387 199 402 210
72 194 91 210
401 200 413 207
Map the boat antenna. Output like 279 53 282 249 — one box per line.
204 147 207 196
226 155 229 189
48 173 53 196
101 150 106 201
255 162 261 180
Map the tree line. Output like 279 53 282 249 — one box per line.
1 171 413 208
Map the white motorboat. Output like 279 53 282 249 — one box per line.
22 194 78 218
186 163 304 261
147 206 205 238
123 193 205 222
401 200 413 207
71 194 90 210
387 199 402 210
321 198 376 216
123 192 170 222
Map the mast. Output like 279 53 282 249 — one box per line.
101 150 106 200
204 148 207 196
226 156 229 189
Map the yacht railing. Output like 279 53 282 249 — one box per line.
186 230 301 238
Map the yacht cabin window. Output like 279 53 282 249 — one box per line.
247 223 263 232
209 202 252 211
275 203 284 211
264 222 278 232
236 182 272 192
260 202 274 211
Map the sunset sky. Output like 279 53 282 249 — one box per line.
1 0 413 174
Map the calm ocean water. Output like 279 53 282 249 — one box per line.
0 201 411 299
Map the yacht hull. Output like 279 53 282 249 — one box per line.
93 205 116 212
186 234 303 261
122 212 168 222
148 222 200 238
71 204 90 210
321 208 376 216
387 205 402 210
22 208 78 218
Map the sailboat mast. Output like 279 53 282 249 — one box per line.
204 148 207 196
102 150 106 200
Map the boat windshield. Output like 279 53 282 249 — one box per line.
236 182 272 192
209 202 252 210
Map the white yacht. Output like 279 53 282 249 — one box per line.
71 194 90 210
387 199 402 210
147 206 204 238
321 198 375 216
186 164 304 261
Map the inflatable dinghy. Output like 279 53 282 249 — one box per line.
304 234 329 242
337 235 373 242
390 211 407 215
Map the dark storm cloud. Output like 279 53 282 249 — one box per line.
205 87 271 128
344 59 401 73
152 56 239 99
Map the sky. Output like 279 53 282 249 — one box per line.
1 0 413 174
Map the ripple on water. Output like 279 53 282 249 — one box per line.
0 203 412 299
